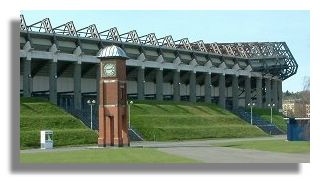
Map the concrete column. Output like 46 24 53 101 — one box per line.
49 60 57 104
204 73 212 103
278 80 283 110
256 77 263 108
232 75 239 110
173 70 180 101
272 79 278 109
74 63 82 110
265 78 271 107
156 69 163 101
245 76 251 107
96 64 100 106
137 67 145 100
218 74 226 108
189 71 196 103
23 58 32 97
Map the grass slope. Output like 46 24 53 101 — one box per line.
213 140 310 154
131 100 268 141
20 97 97 149
20 148 198 164
249 108 287 132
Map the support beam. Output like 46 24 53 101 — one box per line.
204 73 212 103
265 78 271 107
173 70 180 101
278 80 283 110
49 60 57 104
23 58 32 97
189 71 196 102
137 67 145 100
272 79 278 109
73 63 82 110
218 74 226 108
245 76 251 107
156 69 163 101
96 64 100 106
256 77 263 108
232 75 239 110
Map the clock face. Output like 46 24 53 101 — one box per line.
103 63 116 77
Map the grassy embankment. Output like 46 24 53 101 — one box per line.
20 98 270 149
131 100 268 141
20 97 97 149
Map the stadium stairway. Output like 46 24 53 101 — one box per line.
234 108 285 135
57 104 144 141
128 127 144 141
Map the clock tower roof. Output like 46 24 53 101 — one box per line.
97 45 129 59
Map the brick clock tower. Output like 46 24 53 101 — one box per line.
97 45 130 147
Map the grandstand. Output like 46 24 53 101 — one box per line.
19 15 297 131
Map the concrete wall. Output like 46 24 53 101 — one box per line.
81 78 96 93
145 81 155 94
33 76 49 91
57 77 73 92
127 80 137 94
180 84 187 95
163 83 172 95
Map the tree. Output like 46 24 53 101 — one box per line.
294 76 310 117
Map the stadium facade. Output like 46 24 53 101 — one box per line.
19 15 298 112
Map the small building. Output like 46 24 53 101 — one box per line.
283 99 310 118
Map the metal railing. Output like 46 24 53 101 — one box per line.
235 108 285 135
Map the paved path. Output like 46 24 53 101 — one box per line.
133 135 309 163
157 146 309 163
20 135 309 163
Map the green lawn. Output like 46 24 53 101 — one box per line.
20 97 97 149
20 148 198 164
131 100 268 141
249 108 287 132
213 140 310 154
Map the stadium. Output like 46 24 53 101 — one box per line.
19 14 298 132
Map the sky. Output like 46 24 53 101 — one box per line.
21 10 310 92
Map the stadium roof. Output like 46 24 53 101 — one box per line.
20 15 298 80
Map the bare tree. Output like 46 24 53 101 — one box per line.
295 76 310 117
302 76 310 104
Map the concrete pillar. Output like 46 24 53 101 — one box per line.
156 69 163 101
278 80 283 110
23 58 32 97
245 76 251 107
232 75 239 110
218 74 226 108
49 60 57 104
256 77 262 108
204 73 212 103
96 64 100 106
265 78 271 107
189 71 196 103
74 63 82 110
173 70 180 101
137 67 145 100
272 79 278 109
